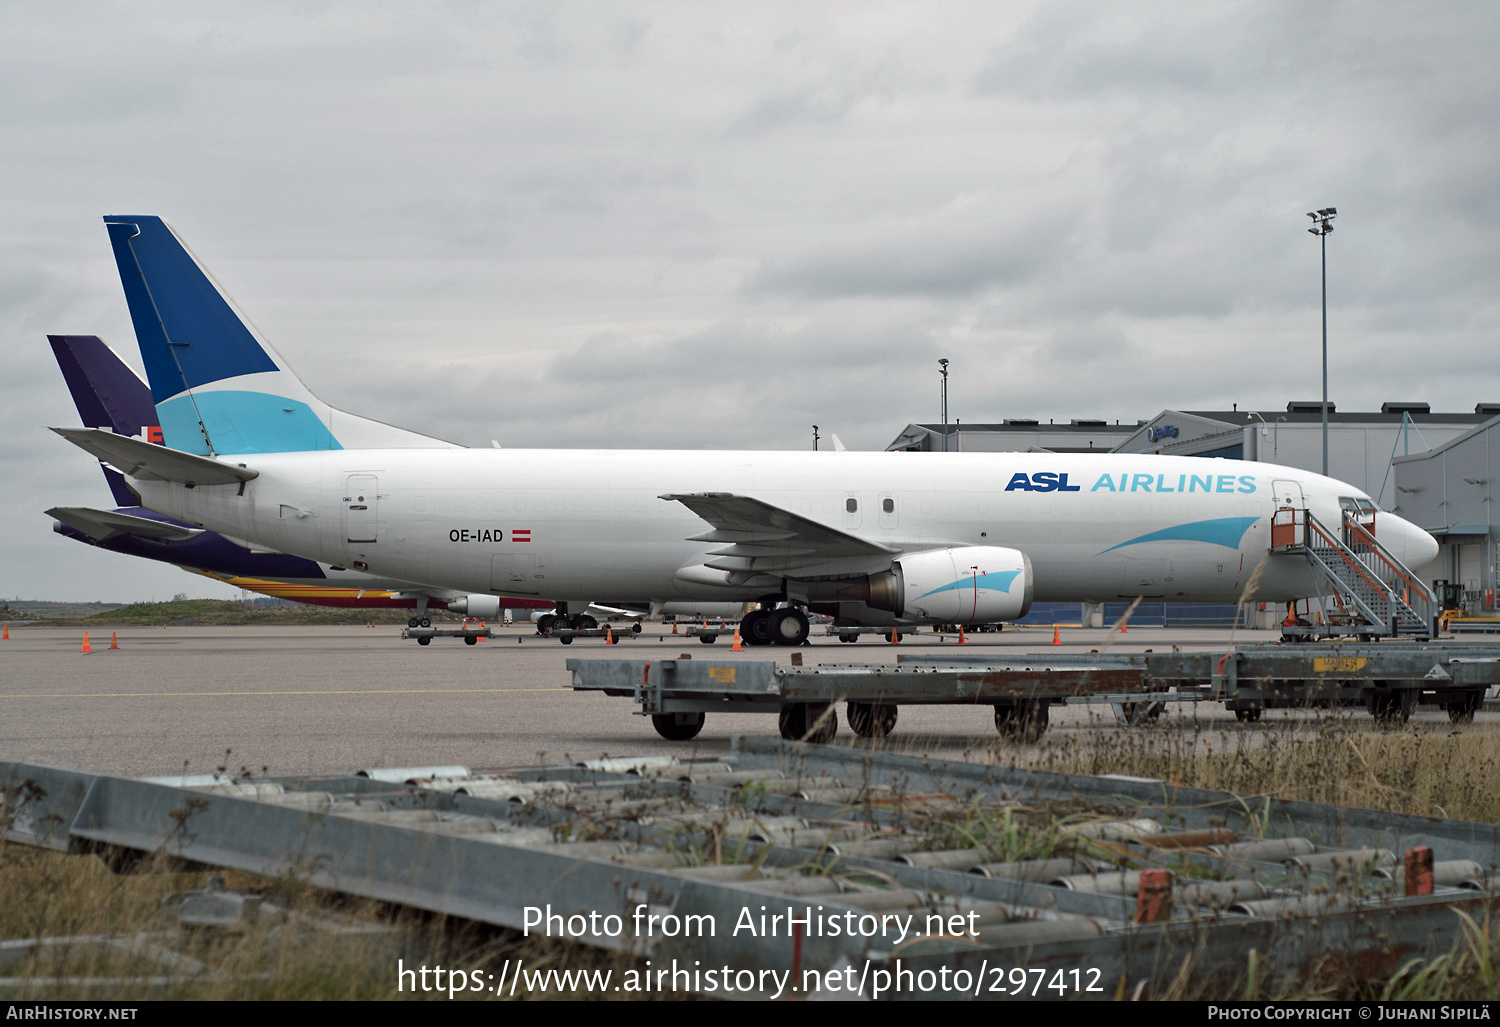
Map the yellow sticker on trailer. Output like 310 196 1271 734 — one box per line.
708 667 737 683
1313 657 1367 673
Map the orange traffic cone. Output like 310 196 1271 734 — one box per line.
109 631 119 649
1120 620 1127 634
2 623 8 640
671 621 678 634
606 626 615 645
731 627 743 651
889 627 899 644
957 625 967 644
80 632 93 654
1051 625 1062 646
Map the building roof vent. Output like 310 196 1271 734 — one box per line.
1070 419 1107 426
1287 401 1336 414
1381 402 1430 415
1003 418 1040 426
1476 404 1500 415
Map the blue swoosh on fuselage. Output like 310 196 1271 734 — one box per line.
1097 516 1259 556
917 569 1022 600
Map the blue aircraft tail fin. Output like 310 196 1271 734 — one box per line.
48 334 156 507
101 216 459 455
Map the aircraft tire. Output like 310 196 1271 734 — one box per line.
408 617 421 628
741 609 772 646
577 615 598 630
652 712 705 741
769 608 810 646
420 617 431 628
537 614 556 634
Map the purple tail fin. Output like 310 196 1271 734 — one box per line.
48 335 159 508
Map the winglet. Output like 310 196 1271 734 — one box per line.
51 427 257 486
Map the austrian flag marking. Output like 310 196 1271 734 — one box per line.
512 529 532 542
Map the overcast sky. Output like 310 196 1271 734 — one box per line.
2 1 1497 602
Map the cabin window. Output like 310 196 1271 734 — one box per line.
882 498 894 513
846 498 858 513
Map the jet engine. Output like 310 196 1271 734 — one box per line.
447 594 501 619
841 546 1032 622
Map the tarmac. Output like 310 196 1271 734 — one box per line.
1 622 1493 778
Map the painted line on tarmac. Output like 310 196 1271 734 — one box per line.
0 688 573 699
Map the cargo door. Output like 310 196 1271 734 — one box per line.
345 475 379 544
492 553 543 595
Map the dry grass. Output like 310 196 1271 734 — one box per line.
1008 708 1500 823
0 844 644 1000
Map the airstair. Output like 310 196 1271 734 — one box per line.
1270 507 1438 639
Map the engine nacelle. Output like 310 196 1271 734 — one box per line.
447 594 501 619
848 546 1032 623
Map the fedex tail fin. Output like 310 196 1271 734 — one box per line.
48 335 157 507
102 216 460 455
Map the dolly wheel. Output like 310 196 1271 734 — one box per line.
651 712 705 741
994 701 1049 741
778 702 838 743
847 702 898 739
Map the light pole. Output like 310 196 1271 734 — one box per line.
1246 411 1288 460
938 358 950 452
812 425 820 452
1307 207 1336 476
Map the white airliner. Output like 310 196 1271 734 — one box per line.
54 215 1440 647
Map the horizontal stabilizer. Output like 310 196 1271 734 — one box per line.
47 506 204 542
51 427 258 486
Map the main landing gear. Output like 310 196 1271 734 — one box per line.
538 613 598 635
739 605 810 647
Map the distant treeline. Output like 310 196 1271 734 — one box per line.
11 599 462 627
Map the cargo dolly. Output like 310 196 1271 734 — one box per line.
569 640 1500 742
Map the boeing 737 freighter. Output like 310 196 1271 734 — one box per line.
44 333 741 631
53 215 1440 647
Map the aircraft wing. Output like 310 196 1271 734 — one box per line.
661 492 896 575
51 427 258 486
47 506 205 542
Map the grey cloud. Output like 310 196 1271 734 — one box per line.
749 203 1077 299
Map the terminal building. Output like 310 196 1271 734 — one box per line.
1393 416 1500 608
887 420 1139 454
